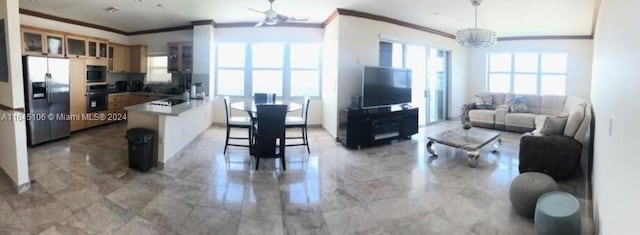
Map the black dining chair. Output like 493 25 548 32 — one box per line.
223 97 253 154
254 104 288 170
285 97 311 153
254 93 268 104
254 93 277 104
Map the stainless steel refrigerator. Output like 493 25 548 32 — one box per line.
23 56 70 146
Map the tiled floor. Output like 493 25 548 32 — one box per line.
0 121 590 234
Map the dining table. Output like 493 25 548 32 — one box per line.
229 100 303 155
229 100 303 113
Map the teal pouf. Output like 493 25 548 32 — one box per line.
535 191 581 235
509 172 558 218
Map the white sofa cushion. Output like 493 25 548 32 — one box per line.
564 103 586 137
539 95 567 116
505 113 537 129
540 116 568 135
469 109 495 124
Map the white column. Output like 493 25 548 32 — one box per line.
192 24 215 96
0 0 30 192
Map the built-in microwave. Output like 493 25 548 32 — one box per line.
86 65 107 83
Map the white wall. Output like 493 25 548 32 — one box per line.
322 18 340 137
193 25 215 96
129 29 193 54
590 0 640 234
468 39 593 100
324 15 469 136
20 14 129 44
0 0 30 189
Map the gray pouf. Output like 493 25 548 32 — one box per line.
509 172 558 218
535 191 581 235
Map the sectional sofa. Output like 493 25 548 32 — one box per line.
461 92 591 143
461 92 592 179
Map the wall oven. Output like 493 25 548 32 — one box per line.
86 65 107 83
86 84 108 113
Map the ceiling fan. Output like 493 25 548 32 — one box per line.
248 0 308 27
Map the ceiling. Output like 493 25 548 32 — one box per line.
19 0 597 37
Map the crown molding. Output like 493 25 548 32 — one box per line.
19 8 128 35
498 35 593 41
20 5 601 40
335 8 456 39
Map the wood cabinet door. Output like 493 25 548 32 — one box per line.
66 35 87 58
129 45 148 73
21 29 45 56
168 44 180 73
112 45 130 73
44 33 65 57
69 59 87 131
180 43 193 73
98 41 108 59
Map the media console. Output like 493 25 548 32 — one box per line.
337 105 418 149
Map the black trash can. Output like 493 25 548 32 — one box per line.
126 128 155 172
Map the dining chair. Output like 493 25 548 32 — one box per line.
270 93 277 103
254 93 268 104
285 97 311 153
223 97 253 154
254 104 288 170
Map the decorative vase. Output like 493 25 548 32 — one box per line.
463 121 472 130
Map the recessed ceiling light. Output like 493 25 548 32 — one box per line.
106 6 121 13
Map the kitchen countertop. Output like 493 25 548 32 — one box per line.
108 92 177 97
124 96 218 116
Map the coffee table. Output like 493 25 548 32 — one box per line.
427 128 501 167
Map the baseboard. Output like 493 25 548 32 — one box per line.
0 168 30 194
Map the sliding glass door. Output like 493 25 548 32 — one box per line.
380 41 449 125
427 49 449 123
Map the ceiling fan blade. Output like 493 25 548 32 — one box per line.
277 14 308 22
247 7 267 14
254 21 265 27
288 16 309 22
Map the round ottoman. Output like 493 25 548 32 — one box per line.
535 191 581 235
509 172 558 218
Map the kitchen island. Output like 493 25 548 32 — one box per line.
125 96 218 167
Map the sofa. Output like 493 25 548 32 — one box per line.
461 92 592 179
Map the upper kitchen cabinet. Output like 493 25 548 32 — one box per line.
66 35 88 58
20 26 65 57
129 45 148 73
87 38 109 59
109 43 130 73
167 42 193 73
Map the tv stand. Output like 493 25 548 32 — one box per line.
337 106 418 149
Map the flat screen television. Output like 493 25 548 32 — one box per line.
362 66 412 108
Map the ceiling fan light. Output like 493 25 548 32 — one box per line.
456 28 497 48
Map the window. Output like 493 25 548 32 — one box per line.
290 44 321 97
146 56 171 83
487 52 568 95
215 42 321 98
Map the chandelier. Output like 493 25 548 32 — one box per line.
456 0 497 48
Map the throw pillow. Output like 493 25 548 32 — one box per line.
508 95 528 113
475 95 493 110
540 116 568 135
